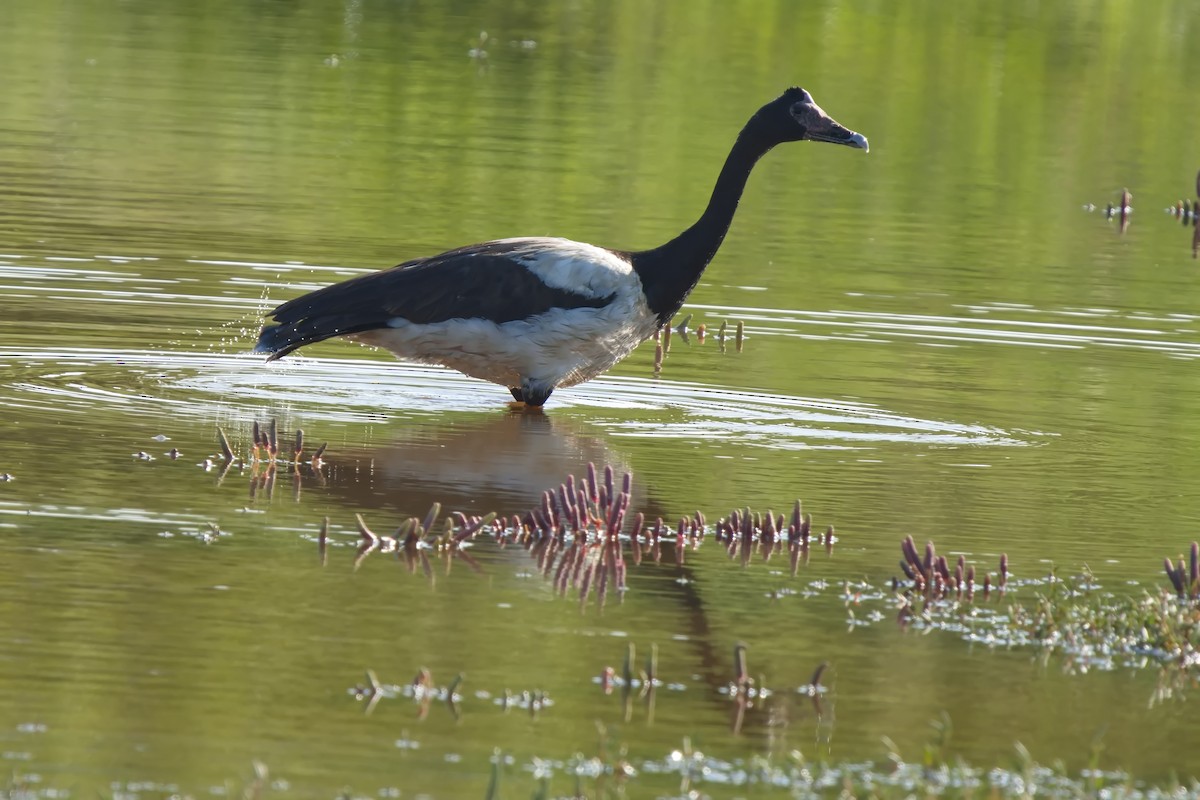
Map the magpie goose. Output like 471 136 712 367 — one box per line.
254 87 868 406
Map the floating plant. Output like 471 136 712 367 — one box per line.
512 464 632 608
350 505 495 573
200 419 333 503
1003 582 1200 673
235 733 1199 800
211 419 328 472
674 312 692 343
306 463 1200 683
1084 188 1133 233
886 551 1200 678
714 500 836 573
798 661 829 697
599 642 664 722
513 728 1166 799
1164 170 1200 257
651 315 745 374
1166 170 1199 226
1169 197 1198 225
495 688 554 716
1162 541 1200 599
352 667 466 718
598 642 663 696
318 463 841 609
350 667 556 721
1110 187 1133 233
495 467 838 605
1083 178 1200 251
895 534 1006 603
156 521 227 544
715 642 830 734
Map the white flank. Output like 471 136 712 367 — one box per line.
496 237 637 299
349 238 658 391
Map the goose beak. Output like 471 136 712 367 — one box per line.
810 123 869 153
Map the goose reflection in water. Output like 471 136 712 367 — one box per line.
296 410 635 517
221 409 786 727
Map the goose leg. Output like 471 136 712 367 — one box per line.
518 380 554 407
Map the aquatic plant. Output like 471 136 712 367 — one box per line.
516 462 631 541
307 462 1200 681
1006 581 1200 671
351 667 468 718
201 419 332 500
886 563 1200 676
889 539 1200 677
714 500 836 572
491 722 1200 800
599 642 661 698
597 642 663 723
897 535 1006 601
507 463 632 607
349 666 548 720
712 641 830 734
1163 541 1200 599
332 464 641 605
351 504 495 573
333 463 840 607
213 419 327 470
279 456 1200 685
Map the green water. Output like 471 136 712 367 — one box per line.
2 0 1200 796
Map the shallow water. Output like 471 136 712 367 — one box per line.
3 0 1200 796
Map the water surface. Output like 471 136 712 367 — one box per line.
3 0 1200 796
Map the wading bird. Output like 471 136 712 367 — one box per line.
254 87 867 406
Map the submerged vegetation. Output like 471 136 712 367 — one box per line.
11 730 1196 800
12 413 1198 796
296 446 1200 681
491 728 1200 800
207 422 1200 684
329 460 841 607
1163 542 1200 599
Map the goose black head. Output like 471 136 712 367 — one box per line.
756 87 869 152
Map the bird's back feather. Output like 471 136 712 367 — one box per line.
255 238 623 360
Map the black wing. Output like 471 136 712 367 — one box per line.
254 240 617 360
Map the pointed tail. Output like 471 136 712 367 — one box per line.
253 316 382 361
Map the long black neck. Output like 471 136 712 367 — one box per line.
629 122 774 325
